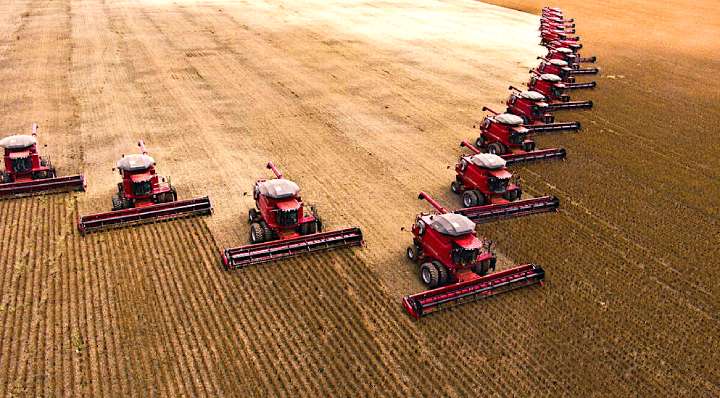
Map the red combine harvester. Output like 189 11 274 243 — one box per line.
221 162 363 269
77 140 212 233
547 46 597 66
540 17 575 30
402 192 545 319
540 29 579 46
535 57 599 79
505 88 582 132
451 141 560 223
528 74 595 107
510 83 592 113
473 107 566 165
0 123 85 198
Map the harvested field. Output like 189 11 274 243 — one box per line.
1 0 718 396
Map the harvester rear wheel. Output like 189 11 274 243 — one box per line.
420 262 440 288
250 222 266 244
451 180 462 194
406 245 422 262
248 208 258 224
433 261 449 286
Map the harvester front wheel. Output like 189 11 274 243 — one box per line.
475 136 485 149
488 143 505 155
111 194 124 211
433 261 449 285
462 190 481 207
420 262 440 288
0 172 9 184
472 259 493 276
250 222 266 244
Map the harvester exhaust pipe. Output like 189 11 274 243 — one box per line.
460 140 482 154
32 123 38 137
138 140 148 155
418 191 447 214
266 161 283 179
481 106 500 115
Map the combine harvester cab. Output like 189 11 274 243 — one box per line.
452 140 560 222
504 89 581 133
527 74 594 111
0 123 85 198
472 107 567 165
221 162 363 269
402 193 545 319
77 140 212 234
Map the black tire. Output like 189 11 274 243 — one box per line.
248 208 258 224
420 262 440 288
250 222 265 244
156 191 175 204
311 206 323 232
488 142 505 155
433 261 449 286
472 259 492 276
475 136 485 148
520 115 530 125
111 194 124 211
522 141 536 152
406 246 418 262
462 190 479 207
0 172 10 184
451 180 462 194
301 220 317 235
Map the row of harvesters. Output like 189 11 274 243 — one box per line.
402 6 599 319
0 129 362 267
1 7 593 321
0 124 363 269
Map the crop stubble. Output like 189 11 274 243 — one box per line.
0 0 717 396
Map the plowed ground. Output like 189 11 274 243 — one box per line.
0 0 718 396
